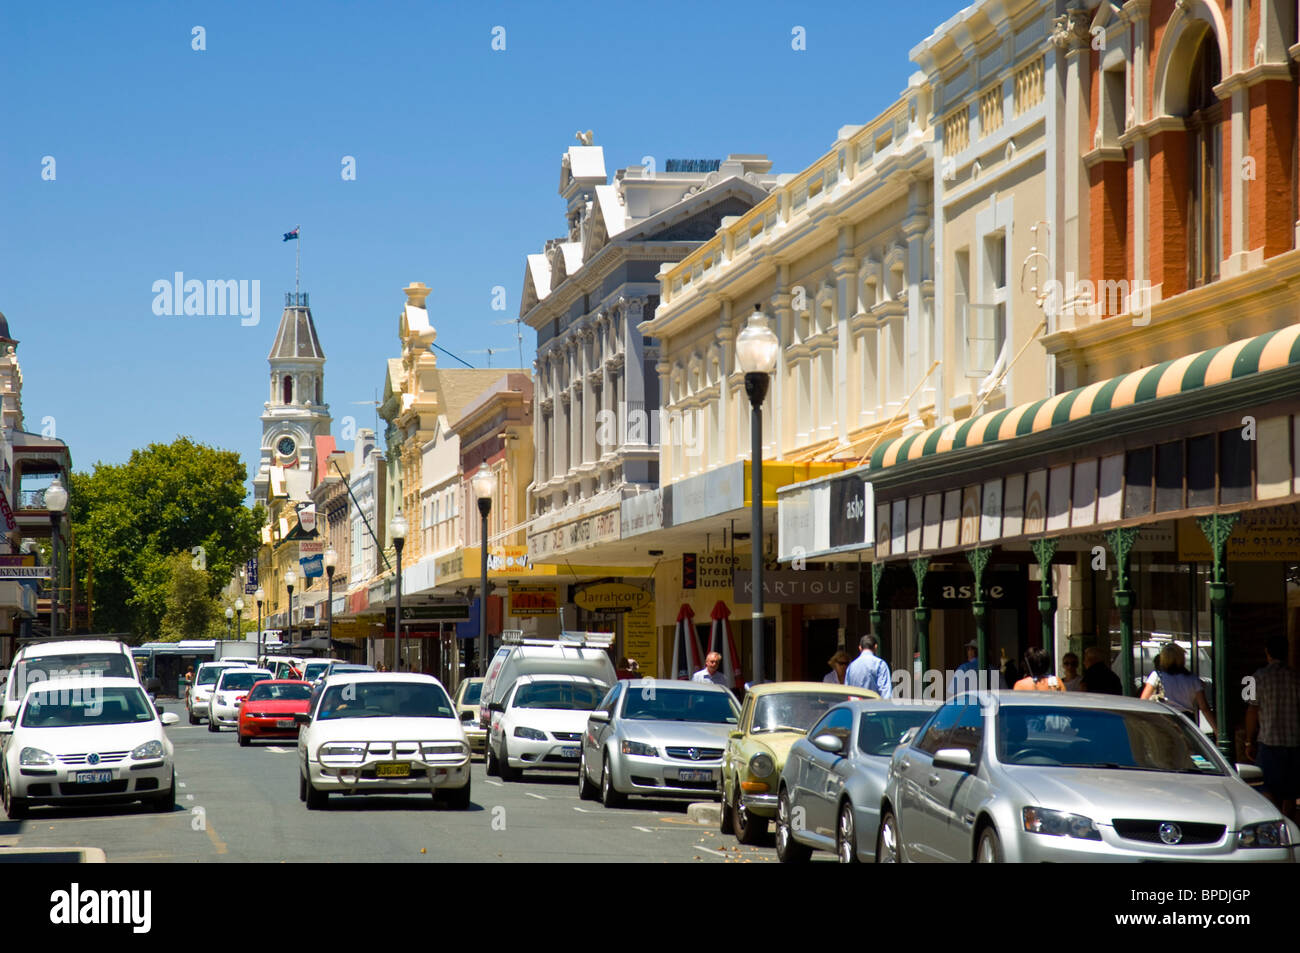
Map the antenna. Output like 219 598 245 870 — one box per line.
350 392 380 434
467 347 503 369
493 317 526 367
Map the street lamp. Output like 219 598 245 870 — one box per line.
255 586 265 660
234 597 244 642
225 606 234 638
735 304 779 686
390 511 408 671
44 476 68 639
472 467 498 678
324 547 338 645
285 569 297 649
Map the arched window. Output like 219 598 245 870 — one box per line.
316 377 322 405
1185 31 1222 288
283 375 293 404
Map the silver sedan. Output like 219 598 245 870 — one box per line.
878 692 1298 863
776 699 939 863
578 679 739 807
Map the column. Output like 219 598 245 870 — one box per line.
968 547 992 674
622 296 647 446
1031 538 1060 660
1124 1 1152 292
1055 10 1092 296
911 557 931 675
1105 527 1141 696
600 317 612 459
715 299 733 462
1198 514 1240 760
769 264 792 457
903 200 929 425
833 235 855 447
581 328 596 465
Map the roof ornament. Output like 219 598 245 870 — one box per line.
575 129 594 146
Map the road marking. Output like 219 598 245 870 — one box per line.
177 782 186 788
205 818 228 855
633 825 655 833
524 793 547 801
265 746 288 754
694 846 729 858
573 806 595 813
185 794 194 801
483 779 502 787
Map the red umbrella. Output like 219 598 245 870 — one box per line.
708 601 742 690
671 604 702 679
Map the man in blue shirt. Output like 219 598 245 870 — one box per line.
845 634 892 698
949 640 980 697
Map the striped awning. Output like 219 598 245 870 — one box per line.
871 323 1300 471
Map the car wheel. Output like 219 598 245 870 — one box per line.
498 740 520 782
188 710 199 725
775 789 812 863
719 777 736 835
735 787 768 845
151 772 176 813
2 767 28 820
837 801 861 863
877 810 901 863
577 751 598 801
237 732 250 747
207 718 218 733
298 770 307 803
442 777 471 810
485 739 500 777
304 774 328 811
600 756 626 808
976 825 1003 863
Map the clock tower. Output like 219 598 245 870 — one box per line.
252 292 331 504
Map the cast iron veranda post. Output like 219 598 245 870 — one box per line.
968 546 993 676
1197 514 1239 760
1104 527 1141 696
746 372 769 685
1030 538 1059 661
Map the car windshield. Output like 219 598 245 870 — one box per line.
996 706 1227 775
857 709 935 756
623 689 737 724
304 662 330 680
461 681 483 705
13 653 135 694
317 681 455 720
218 671 270 692
330 665 373 675
21 686 155 727
512 682 603 711
247 683 312 701
752 692 865 733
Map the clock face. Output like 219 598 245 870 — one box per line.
276 436 297 457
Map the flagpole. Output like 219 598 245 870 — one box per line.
295 224 301 300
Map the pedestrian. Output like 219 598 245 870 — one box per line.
845 634 892 698
1245 634 1300 822
184 666 194 687
1139 643 1216 734
691 652 728 686
822 650 850 684
949 640 980 697
376 662 389 673
1061 652 1082 691
1080 646 1123 695
1013 647 1065 691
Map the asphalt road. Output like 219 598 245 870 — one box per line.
0 703 779 864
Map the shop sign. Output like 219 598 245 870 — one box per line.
923 571 1024 609
574 582 653 612
437 551 464 581
621 488 667 538
244 558 259 594
0 566 50 580
1176 506 1300 561
331 618 374 640
670 462 744 526
509 586 558 616
529 507 621 559
696 551 740 590
733 571 861 605
386 604 471 626
0 555 35 566
623 604 658 678
682 552 697 589
829 474 873 550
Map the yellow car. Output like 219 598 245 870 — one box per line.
721 682 879 844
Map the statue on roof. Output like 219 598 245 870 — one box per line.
575 130 594 146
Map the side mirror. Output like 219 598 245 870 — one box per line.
460 711 474 722
488 702 504 713
0 720 12 734
1236 763 1264 783
588 710 611 724
933 748 974 771
728 730 744 740
294 712 312 726
812 733 843 754
160 712 180 726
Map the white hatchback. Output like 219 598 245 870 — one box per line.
297 673 471 810
0 676 179 817
208 669 273 732
487 675 607 780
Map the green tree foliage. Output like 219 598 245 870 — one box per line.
158 552 214 642
69 438 264 641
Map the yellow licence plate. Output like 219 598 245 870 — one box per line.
375 762 410 778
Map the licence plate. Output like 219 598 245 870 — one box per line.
375 762 410 778
75 771 112 784
560 746 580 758
678 769 713 782
276 719 295 728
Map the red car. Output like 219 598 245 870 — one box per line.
237 680 314 746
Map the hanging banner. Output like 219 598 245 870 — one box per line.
244 558 259 594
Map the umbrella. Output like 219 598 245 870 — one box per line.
670 604 702 680
708 601 743 691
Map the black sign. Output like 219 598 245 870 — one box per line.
829 474 869 550
924 571 1024 609
682 553 697 590
385 604 471 626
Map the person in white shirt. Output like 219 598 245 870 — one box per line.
822 651 849 684
1140 643 1216 734
692 652 728 686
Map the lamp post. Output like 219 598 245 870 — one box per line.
472 467 498 677
735 304 780 686
234 597 244 643
390 511 408 671
255 587 265 660
324 548 338 645
285 570 297 650
225 606 234 639
44 476 68 639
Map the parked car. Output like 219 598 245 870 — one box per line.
261 656 305 680
775 698 938 863
0 676 179 816
720 682 879 844
877 692 1299 862
454 677 486 757
188 660 257 724
300 659 333 684
237 680 313 746
578 679 738 807
487 675 607 780
479 632 616 736
297 673 471 810
4 639 139 722
208 669 273 732
312 661 374 684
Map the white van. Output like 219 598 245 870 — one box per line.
4 639 139 722
478 632 616 740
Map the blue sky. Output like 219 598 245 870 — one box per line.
1 0 957 497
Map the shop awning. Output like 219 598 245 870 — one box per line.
871 323 1300 470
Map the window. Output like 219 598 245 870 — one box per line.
1185 31 1222 288
946 701 985 758
808 705 854 750
915 701 962 755
283 375 293 404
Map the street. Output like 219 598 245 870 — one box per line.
0 706 780 864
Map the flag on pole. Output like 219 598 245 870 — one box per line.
708 601 742 691
670 604 702 680
283 227 300 242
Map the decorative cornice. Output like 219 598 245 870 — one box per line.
1050 9 1091 51
1117 114 1186 148
1214 63 1294 98
1082 145 1128 168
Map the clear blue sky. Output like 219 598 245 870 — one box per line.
1 0 957 498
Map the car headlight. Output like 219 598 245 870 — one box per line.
621 740 658 757
421 742 467 756
1238 820 1292 849
19 747 56 766
748 752 776 778
513 726 547 741
319 744 366 760
131 740 164 761
1022 807 1101 840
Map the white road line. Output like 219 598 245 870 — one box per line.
633 825 655 833
484 779 503 787
524 793 547 801
573 806 595 813
694 846 729 858
265 746 287 754
185 794 194 801
177 782 187 788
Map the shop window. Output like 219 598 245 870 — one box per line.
1155 441 1184 512
1123 447 1153 518
1218 428 1252 504
1186 433 1215 507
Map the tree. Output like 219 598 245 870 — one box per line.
69 437 264 641
158 553 215 642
